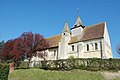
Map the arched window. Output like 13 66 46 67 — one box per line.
54 50 56 56
77 45 79 52
95 43 98 50
72 45 74 51
87 44 89 51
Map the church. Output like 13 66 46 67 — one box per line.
31 16 112 61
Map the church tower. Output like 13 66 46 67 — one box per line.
58 21 71 59
71 16 85 37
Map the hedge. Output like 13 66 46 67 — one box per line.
40 58 120 71
14 61 29 69
0 63 9 80
14 58 120 71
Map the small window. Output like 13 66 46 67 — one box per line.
77 45 79 52
54 50 56 56
87 44 89 51
95 43 98 50
72 45 74 51
63 33 65 35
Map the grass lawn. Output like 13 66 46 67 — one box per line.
8 68 104 80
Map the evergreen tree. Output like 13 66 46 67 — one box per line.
0 41 4 60
0 41 4 52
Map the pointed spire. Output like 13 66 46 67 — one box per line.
74 16 82 27
62 21 70 33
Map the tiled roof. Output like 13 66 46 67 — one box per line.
46 22 105 48
81 22 105 41
46 34 61 48
69 34 82 44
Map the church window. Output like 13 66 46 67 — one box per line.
54 50 56 56
77 45 79 52
72 45 74 51
87 44 89 51
95 43 98 50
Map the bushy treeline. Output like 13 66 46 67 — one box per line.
0 63 9 80
14 58 120 71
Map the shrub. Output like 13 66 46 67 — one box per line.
108 58 119 71
33 61 42 68
18 62 29 69
14 61 21 69
87 58 100 71
46 60 57 70
57 60 64 70
101 59 109 70
41 60 49 70
14 58 120 71
0 63 9 80
74 59 87 70
65 56 75 70
79 64 86 70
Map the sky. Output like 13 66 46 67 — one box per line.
0 0 120 58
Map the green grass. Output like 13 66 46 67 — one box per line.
8 68 104 80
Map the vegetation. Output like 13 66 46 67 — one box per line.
0 32 49 62
40 58 120 71
0 41 4 52
0 63 9 80
12 58 120 72
8 68 104 80
17 62 29 69
0 41 4 60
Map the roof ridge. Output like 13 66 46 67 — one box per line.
46 34 61 39
86 22 106 28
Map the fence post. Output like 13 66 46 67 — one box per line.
9 62 14 73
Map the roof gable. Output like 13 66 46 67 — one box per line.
46 22 105 48
81 22 105 41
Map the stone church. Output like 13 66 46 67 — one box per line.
31 16 112 61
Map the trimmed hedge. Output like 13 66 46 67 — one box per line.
14 58 120 71
0 63 9 80
14 61 29 69
41 58 120 71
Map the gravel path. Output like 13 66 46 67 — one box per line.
101 71 120 80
